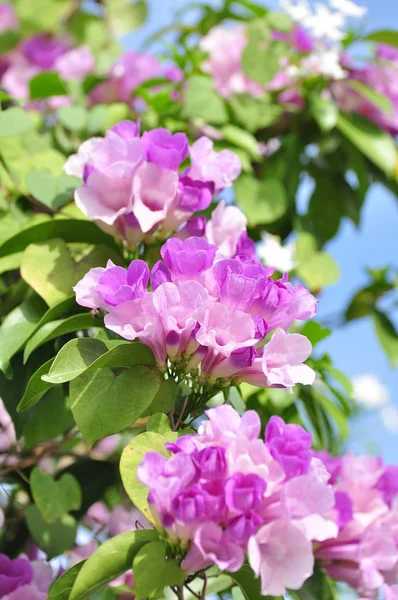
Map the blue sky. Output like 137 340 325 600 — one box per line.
126 0 398 462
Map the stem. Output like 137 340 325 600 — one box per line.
176 585 184 600
200 573 208 600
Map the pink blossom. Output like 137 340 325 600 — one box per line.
205 201 247 258
384 584 398 600
262 329 315 388
0 398 16 454
248 519 314 596
0 4 18 32
54 45 95 81
182 522 244 572
187 137 241 193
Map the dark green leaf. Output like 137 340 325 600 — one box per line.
25 504 77 559
43 339 155 384
17 358 55 412
70 365 162 447
336 113 397 177
0 29 20 54
48 561 85 600
69 530 158 600
23 313 101 362
133 541 185 599
29 72 67 100
24 388 74 447
0 295 45 374
0 219 117 257
372 309 398 368
310 96 338 132
365 30 398 47
30 467 81 523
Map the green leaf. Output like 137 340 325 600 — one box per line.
229 563 278 600
221 125 261 160
17 358 55 412
146 413 172 434
30 467 81 523
0 29 20 54
24 388 74 447
0 107 34 138
266 11 292 32
120 431 176 522
70 365 161 447
147 377 177 415
372 309 398 368
235 175 288 225
21 239 76 306
314 390 349 441
0 295 45 374
25 504 77 559
26 169 81 210
182 75 228 125
300 321 331 348
307 177 342 245
0 252 23 275
15 0 69 33
23 313 100 362
365 30 398 47
295 563 338 600
230 94 283 133
29 72 67 100
336 113 397 177
57 106 89 132
105 103 132 129
133 541 185 599
346 80 392 115
48 561 85 600
297 252 340 290
104 0 147 34
0 219 117 257
43 339 155 384
242 21 283 85
310 96 338 132
69 530 158 600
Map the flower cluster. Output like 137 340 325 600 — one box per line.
137 405 338 596
0 554 52 600
0 28 95 108
65 121 241 248
74 235 316 389
313 450 398 598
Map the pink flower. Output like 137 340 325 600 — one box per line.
0 4 18 32
0 398 16 454
182 522 244 573
187 137 241 193
54 45 95 81
384 584 398 600
0 556 52 600
262 329 315 388
205 201 248 258
69 540 98 566
248 519 314 596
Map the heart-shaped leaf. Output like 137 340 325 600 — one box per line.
70 365 162 447
30 467 82 523
25 504 77 559
26 168 81 210
133 541 185 599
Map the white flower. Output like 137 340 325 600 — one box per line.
306 4 346 41
279 0 311 23
301 48 347 80
380 405 398 434
352 374 390 410
330 0 367 17
257 233 297 272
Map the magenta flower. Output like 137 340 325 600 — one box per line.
142 129 189 170
54 45 95 81
0 398 16 455
0 555 52 600
182 522 245 572
266 415 312 479
21 35 70 69
188 138 241 194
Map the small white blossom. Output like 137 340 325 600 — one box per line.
257 233 297 272
306 4 346 41
279 0 311 23
301 48 347 80
330 0 367 18
352 374 390 410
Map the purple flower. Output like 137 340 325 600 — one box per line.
178 176 214 212
22 35 70 69
96 260 149 306
376 466 398 506
176 216 207 240
142 128 189 170
266 415 313 479
182 522 245 573
225 473 266 512
333 491 353 530
0 555 33 596
54 45 95 81
0 399 16 455
188 138 241 193
172 487 214 523
205 202 247 257
226 512 263 543
160 237 217 280
194 446 227 481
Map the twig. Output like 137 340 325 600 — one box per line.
200 573 208 600
184 584 201 599
173 396 189 431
